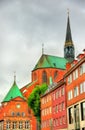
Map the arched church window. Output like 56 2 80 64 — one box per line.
42 71 47 83
34 72 37 80
54 71 58 79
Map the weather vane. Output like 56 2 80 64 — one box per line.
67 8 69 16
14 71 16 82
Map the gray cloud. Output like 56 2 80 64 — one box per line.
0 0 85 102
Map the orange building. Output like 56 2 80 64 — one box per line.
64 50 85 130
0 77 36 130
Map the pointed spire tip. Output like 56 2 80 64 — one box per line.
42 43 44 55
14 71 16 84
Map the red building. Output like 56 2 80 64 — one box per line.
52 79 67 130
64 50 85 130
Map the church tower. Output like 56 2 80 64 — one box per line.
64 11 75 62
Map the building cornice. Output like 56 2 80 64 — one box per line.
64 55 85 78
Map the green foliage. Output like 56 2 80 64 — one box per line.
28 83 48 122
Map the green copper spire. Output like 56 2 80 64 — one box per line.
3 74 24 102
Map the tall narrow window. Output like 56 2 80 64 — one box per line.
81 102 85 120
74 87 79 97
6 121 11 129
69 107 73 124
42 71 47 83
74 105 80 129
25 121 30 129
54 71 58 79
19 121 23 129
12 121 17 129
80 83 83 94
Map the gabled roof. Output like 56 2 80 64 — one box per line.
3 81 24 102
33 54 68 71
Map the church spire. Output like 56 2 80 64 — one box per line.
65 9 73 45
64 10 75 62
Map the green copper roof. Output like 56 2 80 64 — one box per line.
3 81 24 102
33 54 68 71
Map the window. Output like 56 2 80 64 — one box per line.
68 74 72 84
80 83 83 94
83 62 85 73
75 69 78 79
49 107 52 114
62 102 65 110
61 87 64 96
74 105 80 129
74 87 79 97
69 107 73 124
80 82 85 94
22 112 25 117
6 121 11 129
53 119 56 127
83 82 85 92
56 118 58 126
11 112 15 116
59 89 61 97
59 104 61 111
12 121 17 129
81 102 85 120
68 90 73 100
16 104 20 108
73 69 78 80
53 93 55 100
56 105 58 113
56 91 58 99
42 71 47 83
80 65 83 75
25 121 30 129
19 121 23 129
63 116 66 124
60 117 62 125
16 112 20 116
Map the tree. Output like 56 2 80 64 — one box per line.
28 83 48 123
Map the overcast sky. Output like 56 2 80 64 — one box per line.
0 0 85 102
